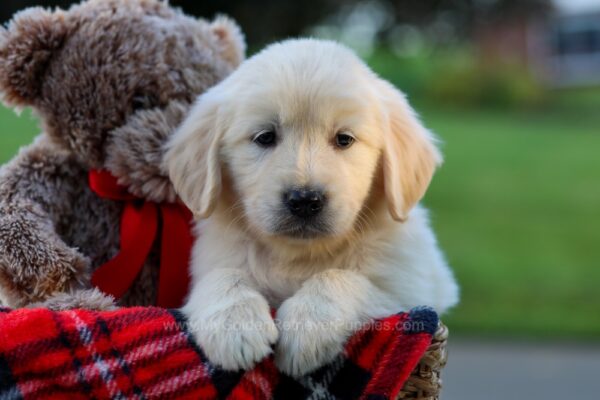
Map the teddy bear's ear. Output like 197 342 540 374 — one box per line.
209 15 246 69
0 7 70 107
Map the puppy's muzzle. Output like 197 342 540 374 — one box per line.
283 188 325 219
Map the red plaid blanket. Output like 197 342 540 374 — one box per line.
0 306 437 400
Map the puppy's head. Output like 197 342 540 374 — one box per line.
166 39 441 242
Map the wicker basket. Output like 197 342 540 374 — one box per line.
397 322 449 400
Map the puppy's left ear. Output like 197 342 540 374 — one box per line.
377 79 442 222
165 88 227 218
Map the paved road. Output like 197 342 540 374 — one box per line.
442 339 600 400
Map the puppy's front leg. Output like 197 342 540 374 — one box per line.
182 268 278 371
275 269 389 377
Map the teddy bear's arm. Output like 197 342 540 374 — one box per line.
0 137 92 307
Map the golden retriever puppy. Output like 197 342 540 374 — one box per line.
165 39 459 377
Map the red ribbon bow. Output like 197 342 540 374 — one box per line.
88 170 193 308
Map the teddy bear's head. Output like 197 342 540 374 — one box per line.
0 0 245 202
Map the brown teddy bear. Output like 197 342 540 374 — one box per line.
0 0 245 309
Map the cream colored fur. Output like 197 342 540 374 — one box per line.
166 39 459 377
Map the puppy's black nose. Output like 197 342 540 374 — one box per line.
284 188 325 218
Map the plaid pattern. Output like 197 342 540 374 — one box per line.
0 306 437 400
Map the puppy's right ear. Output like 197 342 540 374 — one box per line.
0 8 70 107
165 89 227 219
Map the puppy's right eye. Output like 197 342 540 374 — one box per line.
253 130 277 147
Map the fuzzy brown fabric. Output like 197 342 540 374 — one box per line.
0 0 245 309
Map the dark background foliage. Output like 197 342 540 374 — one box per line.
0 0 551 46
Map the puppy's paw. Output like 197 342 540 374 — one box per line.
275 299 350 377
185 296 278 371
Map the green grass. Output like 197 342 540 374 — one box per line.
420 106 600 338
0 106 40 163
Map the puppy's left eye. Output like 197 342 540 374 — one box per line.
253 130 277 147
335 132 355 149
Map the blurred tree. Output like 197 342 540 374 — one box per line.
170 0 348 46
0 0 552 47
0 0 349 47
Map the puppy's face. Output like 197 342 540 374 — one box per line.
220 72 383 239
167 39 441 243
